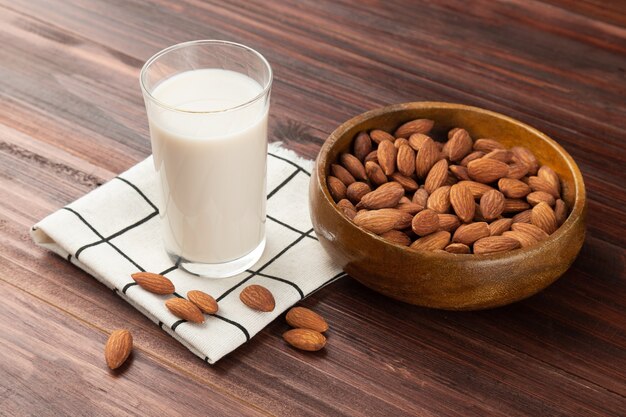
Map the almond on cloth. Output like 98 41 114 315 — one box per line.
240 285 276 312
187 290 219 314
131 272 175 295
165 298 205 323
104 329 133 370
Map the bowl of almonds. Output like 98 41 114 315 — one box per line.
309 102 586 310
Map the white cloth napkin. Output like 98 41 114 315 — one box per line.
31 143 343 364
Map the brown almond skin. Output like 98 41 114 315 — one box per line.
498 178 531 199
460 151 485 167
473 236 521 255
370 129 395 144
511 146 539 175
394 118 434 138
506 162 529 180
340 153 367 181
415 138 440 178
390 172 419 192
359 182 404 209
424 159 449 194
467 158 509 184
473 138 505 153
445 243 471 254
446 128 473 162
554 199 568 225
380 230 412 246
412 188 429 207
503 230 538 248
503 199 531 213
480 189 505 220
131 272 175 295
450 165 470 181
531 202 558 234
364 150 378 164
240 285 276 312
354 209 401 234
538 165 561 197
488 218 513 236
353 131 372 161
452 222 490 246
346 182 371 204
409 231 450 251
483 149 513 163
331 164 355 186
377 139 397 175
450 183 475 223
411 209 440 236
408 133 430 151
327 176 347 202
396 144 416 177
283 328 326 351
187 290 218 314
438 214 461 233
427 186 451 214
365 161 388 186
336 199 357 220
165 298 205 323
512 209 532 224
511 222 550 241
458 180 494 199
286 307 328 333
527 191 556 207
394 138 409 148
105 329 133 370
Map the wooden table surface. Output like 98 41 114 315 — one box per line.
2 1 625 416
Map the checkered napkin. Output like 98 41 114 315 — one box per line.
31 143 344 364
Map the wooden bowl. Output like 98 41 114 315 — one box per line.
309 102 586 310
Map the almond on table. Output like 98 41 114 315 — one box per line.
327 120 569 254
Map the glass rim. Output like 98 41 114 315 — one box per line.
139 40 273 114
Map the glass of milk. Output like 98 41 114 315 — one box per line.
140 40 272 278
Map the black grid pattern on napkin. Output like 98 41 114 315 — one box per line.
59 151 342 344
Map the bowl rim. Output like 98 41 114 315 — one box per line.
316 101 586 260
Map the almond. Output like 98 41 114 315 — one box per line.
460 151 485 167
393 211 414 230
240 285 275 312
445 243 470 254
531 202 558 234
450 165 470 181
473 236 521 255
337 199 357 220
479 189 505 221
409 231 450 251
353 131 372 161
359 182 404 209
285 307 328 333
452 222 490 246
415 137 440 178
502 230 538 248
458 180 494 199
412 188 429 207
503 199 531 213
538 166 561 197
354 209 402 234
397 196 424 214
408 133 430 151
283 328 326 351
498 178 531 198
340 153 367 181
446 128 473 162
506 160 529 180
365 161 388 186
331 164 355 186
473 138 505 153
364 150 378 164
511 146 539 175
346 182 371 204
394 138 409 148
512 209 532 224
104 329 133 370
327 176 347 202
394 118 434 138
411 209 440 236
380 230 412 246
390 172 419 192
370 129 395 144
377 139 397 175
438 214 461 233
187 290 219 314
165 298 205 323
450 183 475 223
473 202 486 222
131 272 175 295
424 159 449 194
444 174 458 187
511 222 549 241
396 144 416 177
483 149 513 163
526 191 555 207
426 185 451 213
554 199 568 225
488 218 513 236
528 176 559 198
467 158 509 183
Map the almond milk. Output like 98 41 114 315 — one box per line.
147 68 268 265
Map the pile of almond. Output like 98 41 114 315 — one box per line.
327 119 569 254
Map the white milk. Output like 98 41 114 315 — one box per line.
148 69 268 264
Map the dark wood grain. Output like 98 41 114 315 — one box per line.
0 0 624 416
